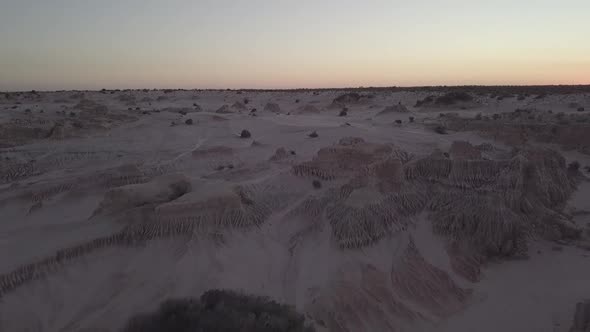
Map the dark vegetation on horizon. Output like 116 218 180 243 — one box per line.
3 85 590 95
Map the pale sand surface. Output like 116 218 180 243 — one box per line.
1 89 589 331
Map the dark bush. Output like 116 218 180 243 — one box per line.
492 113 501 120
243 98 249 104
122 290 315 332
578 107 585 112
434 126 447 135
308 131 318 138
240 130 251 138
409 116 415 122
312 180 322 189
395 119 402 124
185 119 193 125
339 110 347 117
333 93 360 104
434 92 473 106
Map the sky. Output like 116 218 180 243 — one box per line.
1 0 589 91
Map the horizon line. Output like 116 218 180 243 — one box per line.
3 83 590 94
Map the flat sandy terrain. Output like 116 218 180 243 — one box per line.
1 88 590 331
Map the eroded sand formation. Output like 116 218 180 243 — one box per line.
0 88 589 331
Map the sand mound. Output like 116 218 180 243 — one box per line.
377 104 410 115
269 147 289 162
448 140 482 159
329 92 374 108
292 137 394 180
440 111 590 154
415 92 478 109
93 174 191 216
231 101 248 111
263 102 281 113
74 99 108 115
216 105 234 114
295 104 320 114
117 93 137 106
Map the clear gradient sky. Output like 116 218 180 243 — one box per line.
1 0 589 91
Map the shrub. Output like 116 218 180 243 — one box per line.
434 92 473 106
492 114 501 120
312 180 322 189
395 119 402 124
122 290 315 332
308 131 318 138
434 126 447 135
243 98 249 104
409 116 415 123
240 130 251 138
185 119 193 125
339 110 347 117
578 107 585 112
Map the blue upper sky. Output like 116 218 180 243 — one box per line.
1 0 589 90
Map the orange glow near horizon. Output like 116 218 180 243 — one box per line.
1 1 589 91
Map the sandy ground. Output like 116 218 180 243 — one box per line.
0 89 589 331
